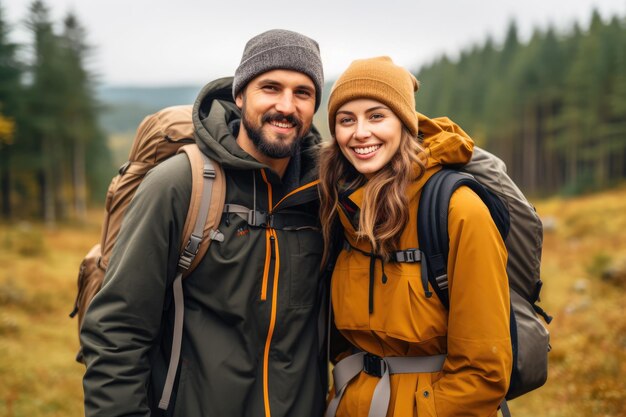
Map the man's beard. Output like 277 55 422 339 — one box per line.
241 108 310 159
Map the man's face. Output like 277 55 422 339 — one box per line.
236 69 316 159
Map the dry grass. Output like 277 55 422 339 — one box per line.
0 213 101 417
1 187 625 416
508 187 626 417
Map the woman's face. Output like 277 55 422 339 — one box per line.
334 98 403 177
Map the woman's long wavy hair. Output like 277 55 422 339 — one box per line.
319 125 427 264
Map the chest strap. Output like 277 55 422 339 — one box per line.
325 352 447 417
223 203 318 230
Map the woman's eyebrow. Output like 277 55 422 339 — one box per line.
366 105 391 112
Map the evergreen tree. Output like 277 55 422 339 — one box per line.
59 12 107 221
0 1 22 219
23 0 66 224
604 16 626 181
416 11 626 195
0 0 113 221
559 10 609 192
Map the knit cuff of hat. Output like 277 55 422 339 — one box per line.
328 78 418 136
232 45 323 111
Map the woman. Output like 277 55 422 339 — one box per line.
319 56 512 417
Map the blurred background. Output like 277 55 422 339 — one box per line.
0 0 624 416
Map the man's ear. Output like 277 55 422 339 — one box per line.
235 92 244 109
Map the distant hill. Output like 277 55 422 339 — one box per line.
96 85 203 134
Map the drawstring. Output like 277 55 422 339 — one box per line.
421 259 432 299
381 261 388 284
345 240 387 314
368 255 375 313
367 254 388 313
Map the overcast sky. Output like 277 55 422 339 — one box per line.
2 0 625 87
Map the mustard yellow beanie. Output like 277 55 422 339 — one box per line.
328 56 419 136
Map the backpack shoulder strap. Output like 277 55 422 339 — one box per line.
417 169 509 309
158 144 226 411
177 144 226 277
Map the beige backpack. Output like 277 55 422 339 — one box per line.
70 105 226 409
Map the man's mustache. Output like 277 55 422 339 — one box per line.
262 113 302 129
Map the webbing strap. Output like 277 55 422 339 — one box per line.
500 399 511 417
224 203 267 227
159 272 184 410
159 154 221 411
178 160 223 272
325 352 446 417
223 203 319 230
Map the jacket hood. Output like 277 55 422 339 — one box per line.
417 111 474 168
192 76 322 182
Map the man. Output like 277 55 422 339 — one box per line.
80 29 326 417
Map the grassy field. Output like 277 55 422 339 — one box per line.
0 187 625 416
0 216 99 416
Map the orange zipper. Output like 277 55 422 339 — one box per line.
261 229 272 301
260 169 276 417
263 228 279 417
273 179 320 209
258 171 316 417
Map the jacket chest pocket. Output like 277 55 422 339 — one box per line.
332 254 447 341
372 269 447 342
286 230 323 308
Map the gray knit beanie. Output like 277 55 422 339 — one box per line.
233 29 324 111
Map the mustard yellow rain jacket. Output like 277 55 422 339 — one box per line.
330 113 512 417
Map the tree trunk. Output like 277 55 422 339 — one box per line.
595 131 609 189
42 137 56 228
53 141 70 221
520 105 535 193
566 115 580 190
527 104 538 195
73 139 87 222
0 147 11 219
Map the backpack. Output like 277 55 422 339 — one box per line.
415 146 551 414
69 104 226 411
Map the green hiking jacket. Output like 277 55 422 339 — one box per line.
80 77 326 417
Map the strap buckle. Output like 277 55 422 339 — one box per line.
178 233 202 270
247 210 272 227
203 166 216 179
363 353 384 378
393 249 421 263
